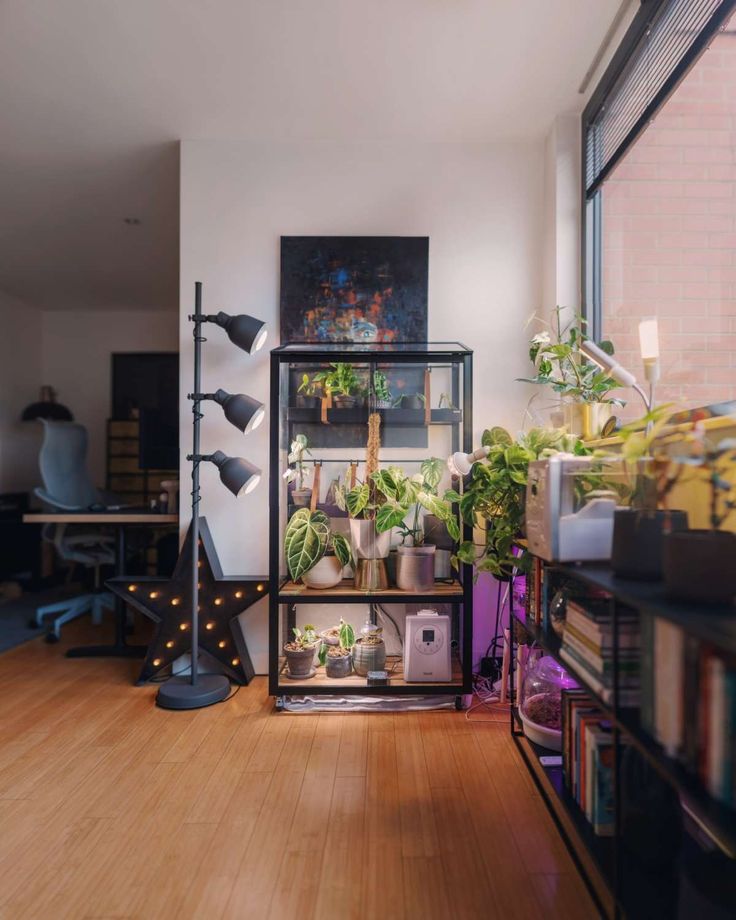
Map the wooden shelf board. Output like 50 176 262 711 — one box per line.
278 578 464 602
277 653 464 689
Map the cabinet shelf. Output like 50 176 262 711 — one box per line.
277 578 465 604
285 406 462 426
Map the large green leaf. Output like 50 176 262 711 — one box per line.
420 457 444 491
331 532 353 568
375 501 409 533
482 427 512 448
284 509 329 581
346 483 370 517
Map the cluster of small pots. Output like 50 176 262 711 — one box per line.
283 628 386 681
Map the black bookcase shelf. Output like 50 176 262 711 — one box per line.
511 560 736 919
269 342 474 701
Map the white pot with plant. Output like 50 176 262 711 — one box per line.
372 458 459 592
372 370 393 409
318 618 355 678
283 434 312 506
284 507 353 590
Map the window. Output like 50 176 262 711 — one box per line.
583 0 736 418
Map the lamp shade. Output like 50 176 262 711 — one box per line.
447 446 490 477
638 317 660 360
21 386 73 422
213 389 265 435
579 339 637 388
214 312 268 354
210 450 261 497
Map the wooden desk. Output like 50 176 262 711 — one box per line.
23 511 178 659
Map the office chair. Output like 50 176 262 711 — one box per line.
32 421 117 641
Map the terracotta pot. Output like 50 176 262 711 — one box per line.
611 508 688 581
292 488 312 507
396 544 436 592
352 638 386 676
283 644 317 679
302 555 343 589
663 530 736 605
325 652 353 678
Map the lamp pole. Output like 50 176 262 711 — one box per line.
190 280 203 689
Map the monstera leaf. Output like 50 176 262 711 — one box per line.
420 457 444 492
284 508 329 581
346 483 370 518
375 501 409 533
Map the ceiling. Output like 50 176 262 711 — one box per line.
0 0 623 313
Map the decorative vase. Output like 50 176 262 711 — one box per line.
662 530 736 605
352 637 386 676
580 402 613 441
283 644 317 679
325 651 353 678
611 508 688 580
396 544 436 592
350 519 391 588
302 555 343 589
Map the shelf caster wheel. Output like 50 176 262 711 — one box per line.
275 696 285 711
44 633 60 644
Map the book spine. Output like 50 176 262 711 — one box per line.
639 612 654 736
707 655 726 800
654 618 684 758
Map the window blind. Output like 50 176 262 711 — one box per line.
584 0 736 197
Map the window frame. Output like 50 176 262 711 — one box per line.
581 0 736 339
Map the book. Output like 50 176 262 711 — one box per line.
653 618 684 758
562 629 639 676
564 613 640 652
706 654 726 800
562 691 592 792
681 634 701 771
590 727 615 836
559 647 641 706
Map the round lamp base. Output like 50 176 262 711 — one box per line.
156 674 231 710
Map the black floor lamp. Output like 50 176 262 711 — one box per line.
156 281 267 710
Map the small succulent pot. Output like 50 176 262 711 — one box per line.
332 395 358 409
375 398 392 410
291 488 312 507
295 394 320 409
352 637 386 676
302 555 344 590
325 648 353 678
663 530 736 605
396 544 436 592
611 508 688 580
320 626 341 646
283 644 317 679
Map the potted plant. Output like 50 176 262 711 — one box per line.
372 458 459 591
296 373 321 409
282 434 312 506
609 407 688 580
283 624 319 679
662 430 736 604
313 362 363 408
334 413 390 588
393 392 426 410
284 507 353 589
452 426 588 578
352 621 386 676
318 618 356 678
372 370 393 409
519 308 625 439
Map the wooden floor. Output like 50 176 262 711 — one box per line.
0 618 598 920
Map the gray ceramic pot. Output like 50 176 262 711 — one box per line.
325 652 353 678
352 638 386 676
396 544 436 592
284 645 317 679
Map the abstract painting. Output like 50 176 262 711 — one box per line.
280 236 428 343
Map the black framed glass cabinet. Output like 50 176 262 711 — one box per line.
269 343 473 704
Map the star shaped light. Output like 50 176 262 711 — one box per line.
107 516 267 685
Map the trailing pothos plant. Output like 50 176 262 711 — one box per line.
519 307 625 407
284 508 353 582
371 458 460 545
452 426 589 578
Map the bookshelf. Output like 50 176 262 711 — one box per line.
510 559 736 919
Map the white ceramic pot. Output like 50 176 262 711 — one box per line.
302 555 344 589
349 519 391 560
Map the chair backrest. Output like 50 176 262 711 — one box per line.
37 420 101 509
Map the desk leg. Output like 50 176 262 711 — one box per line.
66 525 147 659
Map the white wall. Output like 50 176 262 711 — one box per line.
41 310 178 484
181 139 545 672
0 290 43 492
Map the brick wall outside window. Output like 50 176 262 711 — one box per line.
601 23 736 420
